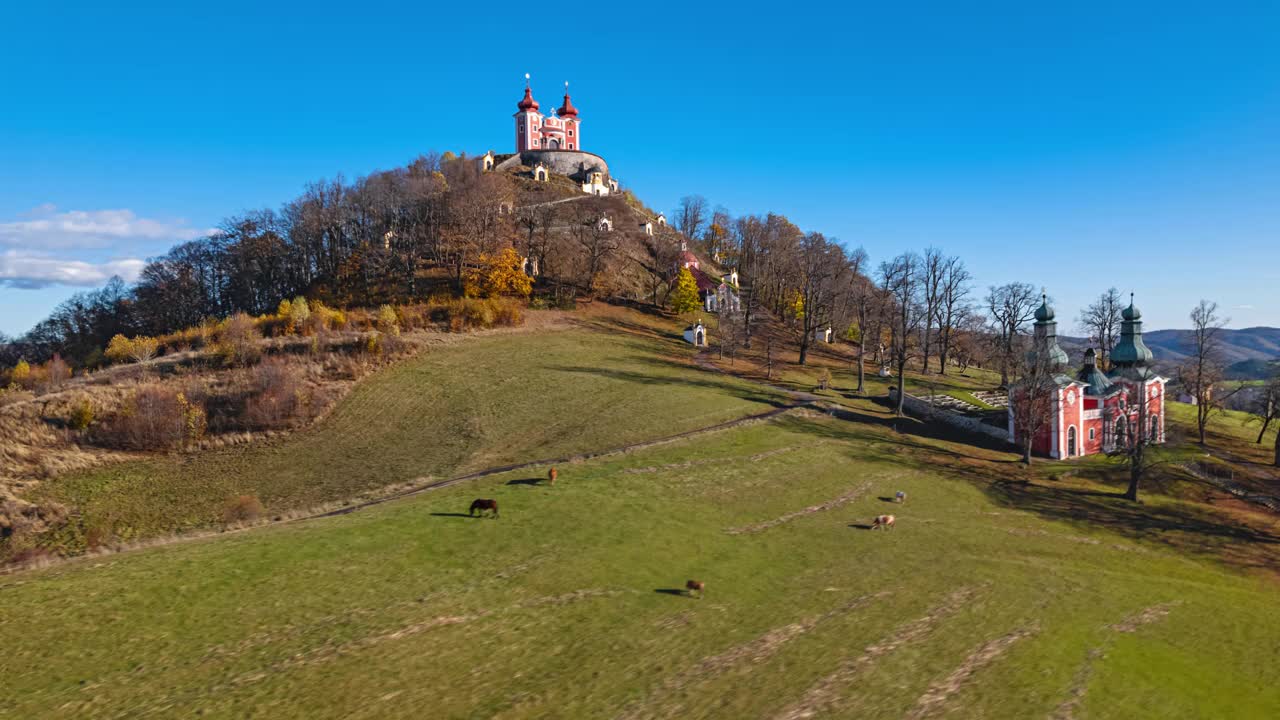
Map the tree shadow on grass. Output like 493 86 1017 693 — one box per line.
981 480 1280 574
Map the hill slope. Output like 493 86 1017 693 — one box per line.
3 308 1280 718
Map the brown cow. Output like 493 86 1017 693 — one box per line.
871 514 895 530
685 580 705 599
469 499 499 518
547 467 558 485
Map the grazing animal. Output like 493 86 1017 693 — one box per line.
871 514 895 530
469 499 499 518
685 580 705 598
895 491 907 504
547 467 558 485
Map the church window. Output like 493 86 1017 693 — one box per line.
519 125 524 133
569 130 574 137
1089 428 1095 441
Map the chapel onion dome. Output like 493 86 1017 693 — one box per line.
1111 294 1154 368
517 86 539 112
557 93 579 118
1034 297 1055 322
1077 348 1115 396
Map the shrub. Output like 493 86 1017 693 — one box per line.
376 304 400 336
68 399 95 431
215 313 261 366
242 358 310 430
96 386 206 451
106 335 159 365
45 355 71 392
222 494 264 523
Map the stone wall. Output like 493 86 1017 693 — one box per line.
495 150 610 181
888 388 1012 445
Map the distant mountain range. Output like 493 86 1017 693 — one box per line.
1058 327 1280 380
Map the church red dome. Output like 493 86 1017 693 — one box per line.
557 93 578 118
517 86 539 112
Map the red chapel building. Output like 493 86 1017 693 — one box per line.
1009 295 1167 459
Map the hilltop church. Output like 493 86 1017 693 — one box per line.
482 77 618 196
1009 295 1167 459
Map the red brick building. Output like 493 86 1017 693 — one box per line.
1009 295 1166 459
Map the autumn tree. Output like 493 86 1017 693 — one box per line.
466 247 533 298
670 266 701 314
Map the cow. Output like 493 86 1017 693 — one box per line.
547 467 558 485
469 499 499 518
685 580 705 599
895 491 907 504
871 514 895 530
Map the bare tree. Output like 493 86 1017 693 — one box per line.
794 233 841 366
1240 371 1280 468
1108 371 1172 501
1009 343 1061 465
1181 300 1228 446
1078 288 1124 370
674 195 709 242
880 252 922 416
935 255 971 375
986 282 1039 387
920 248 946 373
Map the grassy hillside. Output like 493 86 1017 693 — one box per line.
4 406 1279 718
4 308 1280 717
29 313 785 553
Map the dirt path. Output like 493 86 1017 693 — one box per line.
1050 602 1178 720
725 482 873 535
773 587 978 720
617 590 892 720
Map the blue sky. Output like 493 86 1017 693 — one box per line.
2 1 1278 335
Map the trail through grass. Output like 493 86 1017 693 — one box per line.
4 412 1279 718
32 324 784 550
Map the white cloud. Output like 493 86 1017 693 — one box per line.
0 250 147 289
0 204 212 250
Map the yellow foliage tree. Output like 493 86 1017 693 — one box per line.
289 296 311 332
466 247 533 298
670 266 701 315
11 359 31 387
106 334 132 364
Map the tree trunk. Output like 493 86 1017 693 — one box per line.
894 360 906 416
1274 428 1279 467
939 335 949 376
798 332 810 366
1257 416 1272 444
856 335 866 395
1022 440 1033 465
1125 456 1141 501
922 327 932 375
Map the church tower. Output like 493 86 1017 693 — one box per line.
1109 294 1154 376
1026 294 1069 371
514 75 541 152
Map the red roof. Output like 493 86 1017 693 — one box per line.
557 93 579 118
517 86 539 112
679 251 699 265
691 267 719 292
